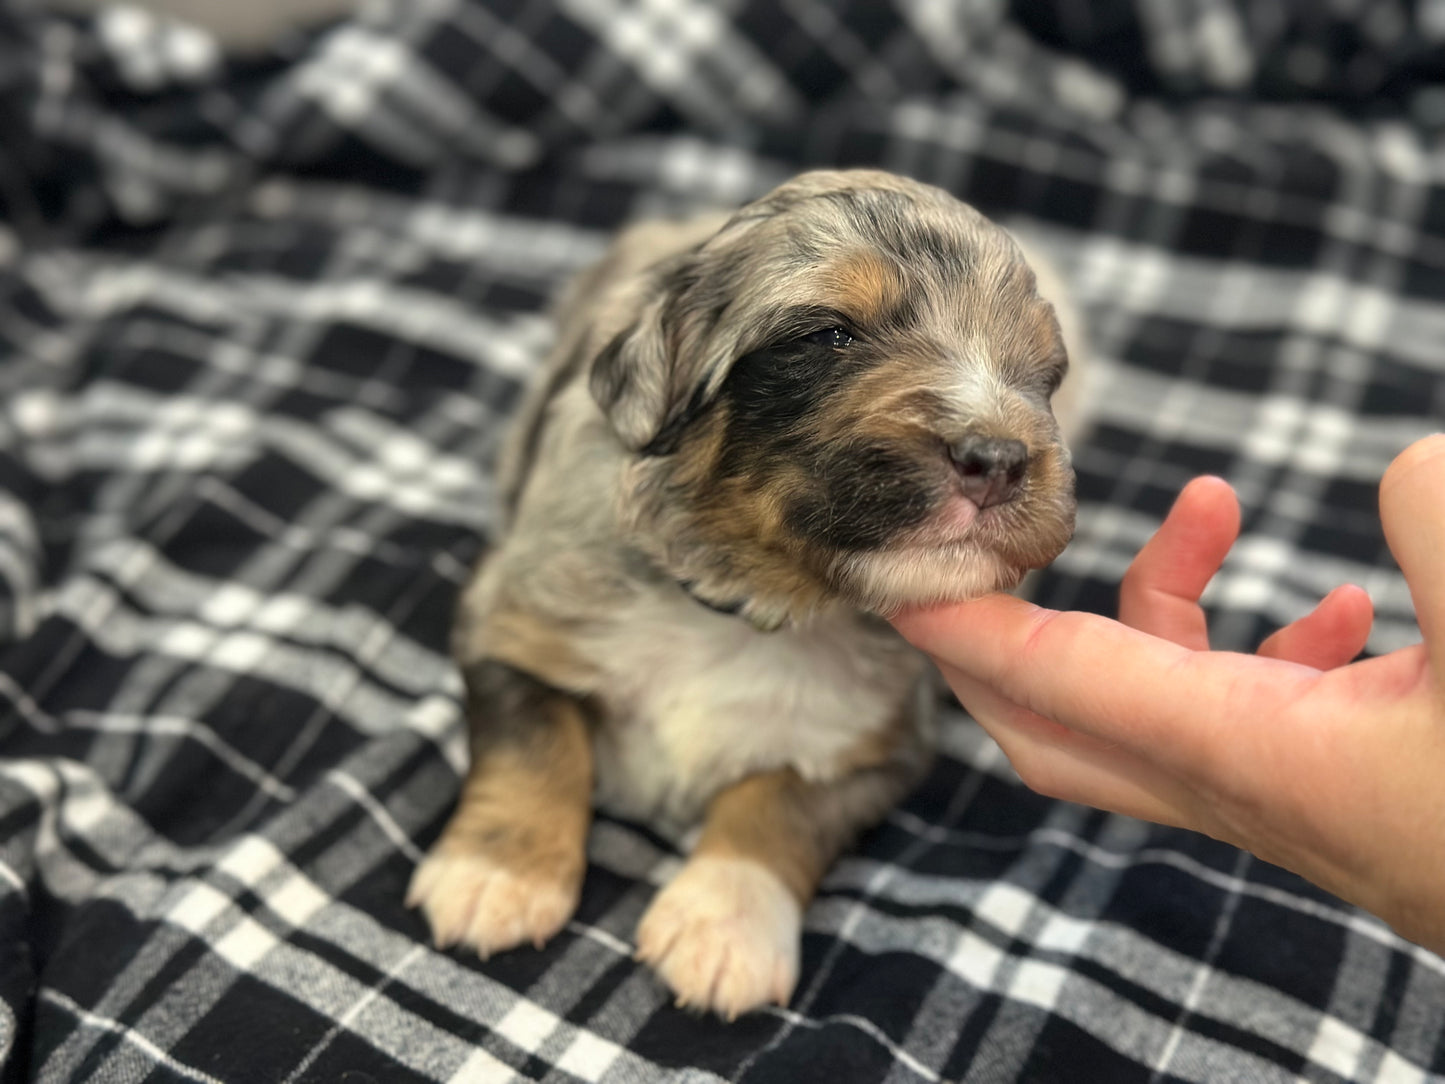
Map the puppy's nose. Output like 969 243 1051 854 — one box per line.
948 437 1028 509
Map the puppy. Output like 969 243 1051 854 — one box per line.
407 170 1084 1019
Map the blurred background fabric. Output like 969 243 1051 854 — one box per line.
1 1 1443 1081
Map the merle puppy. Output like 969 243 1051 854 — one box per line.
408 170 1085 1018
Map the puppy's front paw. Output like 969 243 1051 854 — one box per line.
635 855 801 1020
407 847 581 958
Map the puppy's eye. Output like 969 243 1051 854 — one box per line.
801 326 855 349
1030 353 1067 399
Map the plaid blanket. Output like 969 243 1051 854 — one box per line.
1 1 1442 1080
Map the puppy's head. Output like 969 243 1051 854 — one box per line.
590 170 1077 627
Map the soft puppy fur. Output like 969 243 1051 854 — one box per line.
407 170 1085 1019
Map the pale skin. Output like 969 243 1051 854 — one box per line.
892 433 1445 956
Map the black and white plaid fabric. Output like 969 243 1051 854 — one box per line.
1 0 1442 1080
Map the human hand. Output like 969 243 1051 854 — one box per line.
892 434 1445 954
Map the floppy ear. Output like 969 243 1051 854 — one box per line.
588 254 726 457
588 286 675 454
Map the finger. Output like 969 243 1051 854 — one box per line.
935 657 1090 757
940 663 1203 830
1257 584 1374 669
895 594 1311 759
1118 476 1240 649
1379 433 1445 674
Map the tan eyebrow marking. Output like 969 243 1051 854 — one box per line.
821 251 905 327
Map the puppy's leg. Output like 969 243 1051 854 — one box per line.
408 660 592 957
635 754 921 1019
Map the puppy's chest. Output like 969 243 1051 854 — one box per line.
585 596 922 825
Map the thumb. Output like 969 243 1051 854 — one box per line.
1379 433 1445 674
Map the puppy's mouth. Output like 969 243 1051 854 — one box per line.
932 492 981 536
850 429 1075 609
831 453 1073 612
904 486 1049 558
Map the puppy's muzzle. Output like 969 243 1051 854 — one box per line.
947 435 1028 509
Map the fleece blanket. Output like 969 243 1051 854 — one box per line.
0 1 1442 1080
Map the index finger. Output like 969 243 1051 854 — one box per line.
1118 475 1239 648
892 594 1310 753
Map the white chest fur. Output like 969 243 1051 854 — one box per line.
583 590 922 826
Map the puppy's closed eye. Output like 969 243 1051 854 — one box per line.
1027 357 1066 400
1016 347 1068 402
799 326 856 349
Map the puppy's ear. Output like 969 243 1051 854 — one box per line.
589 286 674 453
589 255 722 456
